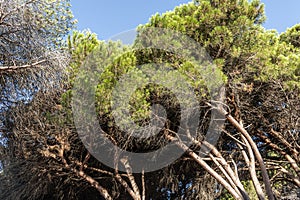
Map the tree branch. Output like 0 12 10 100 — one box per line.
0 60 47 73
165 134 243 200
120 157 141 200
238 135 265 200
225 113 275 200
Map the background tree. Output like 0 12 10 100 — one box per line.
0 0 75 198
0 0 74 172
0 0 75 106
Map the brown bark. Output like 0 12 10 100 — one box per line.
70 168 113 200
225 114 275 200
238 135 265 200
115 174 141 200
0 60 47 73
121 157 141 200
258 132 300 178
166 135 243 200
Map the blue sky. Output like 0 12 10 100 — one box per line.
71 0 300 40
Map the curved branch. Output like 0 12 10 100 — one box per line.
225 114 275 200
165 134 243 200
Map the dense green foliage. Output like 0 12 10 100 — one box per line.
0 0 299 199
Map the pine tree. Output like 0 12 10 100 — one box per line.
1 1 299 199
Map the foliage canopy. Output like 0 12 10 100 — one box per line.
0 0 299 199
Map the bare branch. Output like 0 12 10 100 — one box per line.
0 60 47 73
165 134 243 200
141 169 145 200
120 157 141 200
238 135 265 200
224 113 275 200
